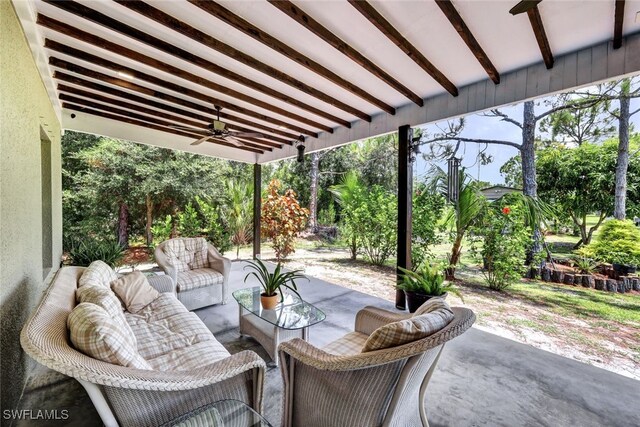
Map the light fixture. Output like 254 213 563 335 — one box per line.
295 135 305 162
117 71 134 80
278 125 288 130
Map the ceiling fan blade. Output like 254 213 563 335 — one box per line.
170 124 206 132
229 131 265 139
509 0 542 15
224 136 244 147
190 135 212 146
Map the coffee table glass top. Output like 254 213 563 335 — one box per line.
232 287 326 330
162 399 272 427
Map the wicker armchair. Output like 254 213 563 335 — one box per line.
20 267 265 427
155 237 231 310
278 305 475 427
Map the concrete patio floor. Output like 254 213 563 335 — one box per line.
16 261 640 426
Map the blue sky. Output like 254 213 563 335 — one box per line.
415 93 640 185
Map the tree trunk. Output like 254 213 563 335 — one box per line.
308 151 320 232
614 92 630 219
521 101 541 264
145 195 153 247
117 202 129 248
446 236 463 280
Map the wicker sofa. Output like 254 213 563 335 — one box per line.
155 237 231 310
20 266 265 427
278 304 475 427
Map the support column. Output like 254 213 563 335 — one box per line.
396 124 413 310
253 163 261 259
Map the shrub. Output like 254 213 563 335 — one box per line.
196 196 231 255
398 263 462 300
412 186 445 269
177 202 203 237
577 219 640 266
68 239 125 267
151 215 173 249
261 179 309 261
473 197 530 290
318 200 337 225
351 185 397 265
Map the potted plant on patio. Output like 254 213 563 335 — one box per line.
244 259 307 310
398 263 463 313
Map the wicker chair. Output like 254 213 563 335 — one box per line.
155 237 231 310
20 267 265 427
278 305 475 427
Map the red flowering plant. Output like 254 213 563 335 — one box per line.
502 206 511 215
261 179 309 261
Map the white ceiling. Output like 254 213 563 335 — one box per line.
13 0 640 163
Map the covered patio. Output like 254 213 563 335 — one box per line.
16 262 640 427
3 0 640 425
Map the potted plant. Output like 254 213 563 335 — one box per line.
397 263 463 313
244 259 307 310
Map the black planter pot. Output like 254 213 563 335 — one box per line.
404 291 448 313
612 263 637 276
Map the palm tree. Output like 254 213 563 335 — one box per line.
225 181 253 259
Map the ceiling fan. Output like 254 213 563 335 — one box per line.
170 106 264 146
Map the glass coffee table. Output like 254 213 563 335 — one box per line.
163 399 272 426
232 287 326 366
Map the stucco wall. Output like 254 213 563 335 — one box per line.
1 0 63 413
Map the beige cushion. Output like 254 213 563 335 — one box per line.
163 239 191 272
68 303 151 369
413 297 450 317
146 339 230 371
177 268 224 292
111 271 160 313
78 260 119 288
323 332 369 356
362 300 454 352
185 238 209 270
75 285 136 346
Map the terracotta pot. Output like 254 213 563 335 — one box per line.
260 293 279 310
404 291 448 313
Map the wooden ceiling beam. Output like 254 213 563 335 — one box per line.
527 6 554 69
268 0 425 106
38 18 344 131
55 77 298 142
57 90 284 149
64 100 271 152
189 0 395 116
113 1 364 124
62 103 264 154
348 0 460 94
41 1 352 129
613 0 625 49
48 54 319 138
434 0 500 84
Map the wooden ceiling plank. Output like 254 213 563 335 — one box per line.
348 0 460 94
41 1 351 128
434 0 500 84
55 78 298 142
48 54 319 138
57 90 284 149
62 103 263 154
189 0 394 116
113 1 363 124
39 20 329 135
268 0 424 106
613 0 625 49
526 6 554 69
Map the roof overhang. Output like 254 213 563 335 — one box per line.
12 0 640 164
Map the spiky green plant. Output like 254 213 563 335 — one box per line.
244 259 308 300
397 264 463 301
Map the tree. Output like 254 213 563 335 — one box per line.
330 171 362 259
224 181 253 258
539 97 614 146
536 140 640 247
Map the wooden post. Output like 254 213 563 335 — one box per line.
253 163 261 259
396 124 413 310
